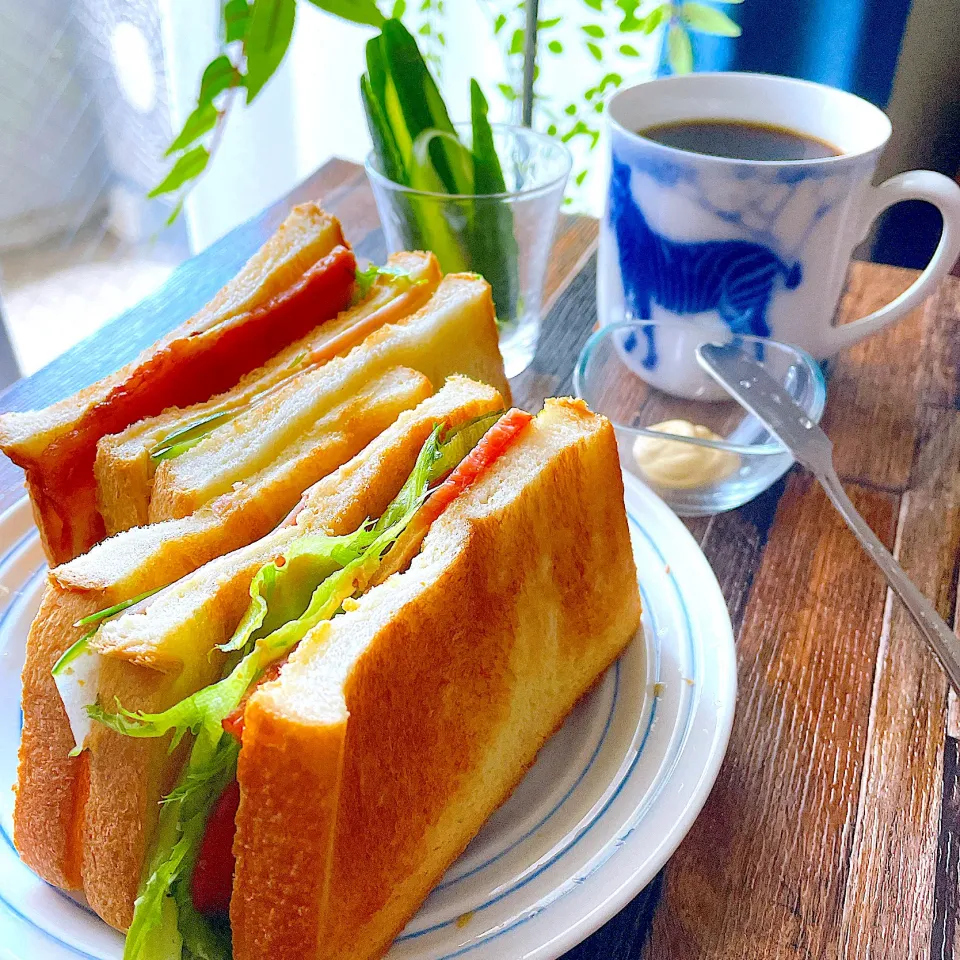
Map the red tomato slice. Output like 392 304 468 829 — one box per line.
370 409 534 587
222 660 284 741
191 778 240 915
420 408 533 526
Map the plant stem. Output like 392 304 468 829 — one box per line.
521 0 539 127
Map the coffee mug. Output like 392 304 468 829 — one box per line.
598 72 960 397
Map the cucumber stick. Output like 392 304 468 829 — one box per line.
360 19 521 322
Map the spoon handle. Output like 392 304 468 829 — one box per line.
816 461 960 691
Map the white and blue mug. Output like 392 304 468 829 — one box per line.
598 72 960 398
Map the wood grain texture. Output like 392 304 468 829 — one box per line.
698 475 789 635
838 490 958 958
920 274 960 409
932 737 960 960
645 474 897 960
824 263 924 491
542 216 599 314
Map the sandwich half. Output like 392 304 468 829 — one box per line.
79 397 640 958
15 377 504 930
0 203 355 564
95 251 443 535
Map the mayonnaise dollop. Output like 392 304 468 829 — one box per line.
633 420 740 489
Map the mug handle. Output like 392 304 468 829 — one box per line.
825 170 960 353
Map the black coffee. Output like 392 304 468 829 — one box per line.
639 119 841 161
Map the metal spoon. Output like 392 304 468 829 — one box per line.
696 341 960 692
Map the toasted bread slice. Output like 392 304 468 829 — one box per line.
147 274 511 522
231 399 641 960
12 366 434 897
95 251 442 535
29 378 502 930
0 204 354 564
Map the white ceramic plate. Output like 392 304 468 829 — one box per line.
0 473 736 960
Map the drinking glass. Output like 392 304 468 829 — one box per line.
366 123 572 378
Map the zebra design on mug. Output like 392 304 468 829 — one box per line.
610 158 802 369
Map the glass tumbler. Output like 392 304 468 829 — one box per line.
366 123 572 378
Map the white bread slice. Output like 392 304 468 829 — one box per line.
147 274 511 523
73 377 503 930
95 251 442 535
0 204 352 564
12 366 432 899
232 398 642 960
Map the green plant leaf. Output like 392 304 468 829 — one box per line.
667 22 694 72
224 0 251 42
497 82 518 101
581 24 605 37
244 0 296 104
617 0 643 29
643 4 669 33
165 102 218 156
619 42 640 55
509 28 524 55
600 72 623 91
199 55 240 102
538 16 562 28
148 146 210 198
547 39 563 53
391 0 406 16
575 169 588 186
681 2 741 35
562 120 601 149
165 200 184 227
305 0 385 26
582 0 603 10
494 12 507 32
586 40 603 60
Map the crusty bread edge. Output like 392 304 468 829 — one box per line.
231 399 641 960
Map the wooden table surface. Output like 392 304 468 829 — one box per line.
1 158 958 959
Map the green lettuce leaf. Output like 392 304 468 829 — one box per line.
87 647 262 749
124 733 239 960
431 411 503 479
352 262 413 303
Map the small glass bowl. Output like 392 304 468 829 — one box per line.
573 320 827 516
